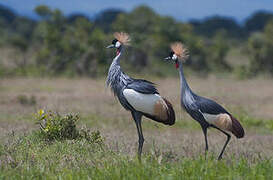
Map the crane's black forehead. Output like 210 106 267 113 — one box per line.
169 51 174 57
112 39 118 44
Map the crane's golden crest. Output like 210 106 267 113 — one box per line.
170 42 189 61
114 32 130 45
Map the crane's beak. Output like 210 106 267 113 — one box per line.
164 57 171 61
106 44 115 48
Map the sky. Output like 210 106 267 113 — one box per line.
1 0 273 22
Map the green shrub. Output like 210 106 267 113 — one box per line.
35 110 104 143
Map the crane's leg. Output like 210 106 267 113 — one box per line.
202 126 208 152
201 125 209 159
131 111 144 161
211 124 231 160
198 113 209 156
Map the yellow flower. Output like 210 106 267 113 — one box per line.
38 109 45 117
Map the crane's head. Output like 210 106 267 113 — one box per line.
106 32 130 54
164 42 188 69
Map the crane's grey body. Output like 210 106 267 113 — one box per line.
177 61 244 159
178 63 225 127
107 45 175 159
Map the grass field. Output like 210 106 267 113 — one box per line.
0 77 273 179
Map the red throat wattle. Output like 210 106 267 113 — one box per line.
116 49 120 56
175 62 179 69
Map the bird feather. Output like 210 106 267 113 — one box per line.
170 42 189 61
126 79 158 94
114 32 130 45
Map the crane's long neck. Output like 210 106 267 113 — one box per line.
113 47 123 65
106 47 129 95
178 62 194 102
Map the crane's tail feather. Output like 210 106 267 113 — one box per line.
163 98 175 125
143 98 175 126
230 115 245 138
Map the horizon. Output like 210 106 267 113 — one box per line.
1 0 273 23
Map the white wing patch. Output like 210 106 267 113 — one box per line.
201 112 232 131
123 89 165 116
202 113 219 124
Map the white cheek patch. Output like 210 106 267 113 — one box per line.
115 41 121 48
172 54 177 60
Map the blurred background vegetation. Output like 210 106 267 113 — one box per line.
0 4 272 78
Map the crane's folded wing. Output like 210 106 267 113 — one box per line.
126 79 158 94
196 96 244 138
196 96 228 115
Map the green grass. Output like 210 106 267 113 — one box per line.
0 130 272 180
233 109 273 132
79 106 273 131
1 78 273 179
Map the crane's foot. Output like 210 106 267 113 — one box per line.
204 144 208 159
137 151 143 163
137 138 144 163
204 149 208 160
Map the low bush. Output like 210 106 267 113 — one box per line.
34 110 104 144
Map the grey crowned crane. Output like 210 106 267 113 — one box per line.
106 32 175 159
164 42 245 160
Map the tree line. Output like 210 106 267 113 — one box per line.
0 4 272 78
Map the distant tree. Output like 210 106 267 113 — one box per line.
0 5 17 44
190 16 242 38
113 6 159 35
2 3 268 77
206 30 231 72
11 17 36 39
33 5 109 76
247 20 273 76
35 5 52 19
0 4 16 22
244 11 273 34
34 6 68 74
112 5 211 73
151 16 180 58
67 13 90 23
10 35 29 74
95 9 124 32
183 35 209 73
112 6 160 70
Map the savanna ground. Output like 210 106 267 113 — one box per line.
0 76 273 179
